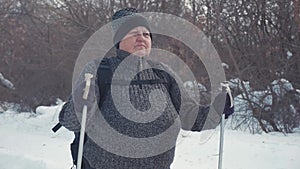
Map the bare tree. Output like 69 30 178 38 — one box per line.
0 0 299 133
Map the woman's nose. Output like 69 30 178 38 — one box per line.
136 33 145 41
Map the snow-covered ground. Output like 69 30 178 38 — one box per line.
0 104 300 169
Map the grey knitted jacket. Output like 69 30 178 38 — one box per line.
59 50 214 169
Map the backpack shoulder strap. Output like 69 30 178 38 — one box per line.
97 57 113 108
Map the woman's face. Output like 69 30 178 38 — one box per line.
119 26 152 57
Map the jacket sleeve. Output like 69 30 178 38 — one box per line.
59 59 101 132
165 68 221 132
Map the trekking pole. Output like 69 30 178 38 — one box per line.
218 82 233 169
77 73 94 169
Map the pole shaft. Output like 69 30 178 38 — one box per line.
77 105 88 169
218 114 225 169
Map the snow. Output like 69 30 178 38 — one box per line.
221 62 229 69
1 104 300 169
0 72 15 90
183 81 207 92
0 105 73 169
287 51 293 59
228 78 300 133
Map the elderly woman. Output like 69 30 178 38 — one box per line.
58 7 234 169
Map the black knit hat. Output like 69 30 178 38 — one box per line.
111 7 152 48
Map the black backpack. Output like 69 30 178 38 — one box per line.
52 58 172 166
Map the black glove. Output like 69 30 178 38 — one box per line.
224 93 234 119
213 92 234 119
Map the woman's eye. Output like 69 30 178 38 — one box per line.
131 33 138 36
143 33 150 37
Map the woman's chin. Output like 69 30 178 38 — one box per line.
133 50 149 57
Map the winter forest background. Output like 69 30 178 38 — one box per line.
0 0 299 134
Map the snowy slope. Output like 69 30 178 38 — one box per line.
0 105 74 169
0 104 300 169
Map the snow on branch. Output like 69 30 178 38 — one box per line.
0 72 15 90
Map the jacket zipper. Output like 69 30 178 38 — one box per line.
138 57 143 89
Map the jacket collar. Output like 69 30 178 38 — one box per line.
116 49 150 72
